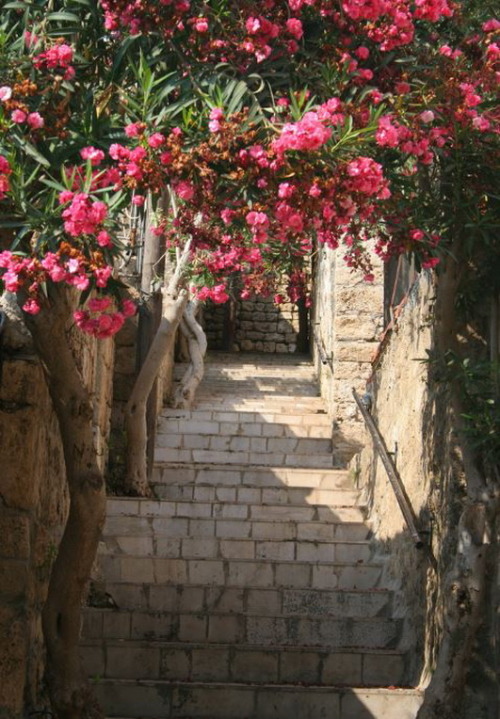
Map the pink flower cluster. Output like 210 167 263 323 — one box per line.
0 155 12 200
33 42 75 80
61 193 108 237
74 296 136 338
196 283 230 304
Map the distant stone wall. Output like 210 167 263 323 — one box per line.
0 302 114 718
313 244 384 441
204 295 303 354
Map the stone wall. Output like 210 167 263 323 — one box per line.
312 244 384 441
0 302 114 718
352 271 435 682
204 295 304 354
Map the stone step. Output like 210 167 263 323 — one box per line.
99 535 373 564
150 465 357 491
105 499 366 524
153 447 337 468
156 433 334 456
81 640 406 686
91 679 423 718
157 415 332 439
194 378 320 394
83 608 401 648
87 584 393 618
191 398 327 413
103 513 372 543
96 555 384 591
160 408 332 428
148 482 361 507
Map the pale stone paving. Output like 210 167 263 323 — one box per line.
81 353 422 718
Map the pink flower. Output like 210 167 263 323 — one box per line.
97 230 113 247
147 132 166 148
132 194 145 206
174 181 195 201
122 299 136 317
22 298 41 315
27 112 44 129
80 146 105 166
286 18 303 39
88 296 112 312
95 265 112 288
11 109 27 123
194 17 208 32
125 122 143 138
0 86 12 102
419 110 435 123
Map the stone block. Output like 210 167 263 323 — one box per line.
220 539 255 559
178 614 207 642
231 649 279 682
322 652 362 684
279 651 321 684
227 561 273 587
208 614 244 642
191 647 229 681
106 645 160 679
160 647 191 680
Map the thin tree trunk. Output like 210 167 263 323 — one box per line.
124 289 188 494
173 300 207 409
25 286 105 719
123 239 192 495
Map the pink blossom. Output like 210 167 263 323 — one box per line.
0 86 12 102
11 109 27 123
97 230 113 247
22 298 41 315
125 122 143 138
483 19 500 32
27 112 44 129
174 181 195 201
81 146 105 166
286 18 303 39
194 17 208 33
88 296 112 312
419 110 435 123
95 266 112 288
122 299 136 317
147 132 166 148
132 195 145 206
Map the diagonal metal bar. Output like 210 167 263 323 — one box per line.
353 388 424 549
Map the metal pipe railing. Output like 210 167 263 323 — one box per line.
312 324 333 372
353 388 424 549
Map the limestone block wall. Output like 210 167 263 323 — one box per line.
352 272 445 683
313 245 384 442
204 295 302 354
0 307 114 718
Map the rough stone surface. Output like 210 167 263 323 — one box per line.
0 308 114 719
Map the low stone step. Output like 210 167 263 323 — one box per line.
103 513 372 543
148 482 360 507
156 433 334 456
99 535 373 564
83 608 401 648
151 465 356 491
158 414 332 439
81 640 406 687
105 498 366 524
191 398 327 413
154 447 337 468
160 408 332 428
96 555 384 591
87 583 392 618
91 679 423 718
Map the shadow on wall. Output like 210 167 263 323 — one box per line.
81 353 423 718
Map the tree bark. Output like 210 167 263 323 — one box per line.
124 289 188 495
25 286 106 719
173 300 207 409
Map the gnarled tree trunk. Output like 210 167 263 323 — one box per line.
25 286 106 719
173 299 207 409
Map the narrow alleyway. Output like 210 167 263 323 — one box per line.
81 354 422 718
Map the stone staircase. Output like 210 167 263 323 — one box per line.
81 354 422 718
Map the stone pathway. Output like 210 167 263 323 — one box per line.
81 353 422 718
